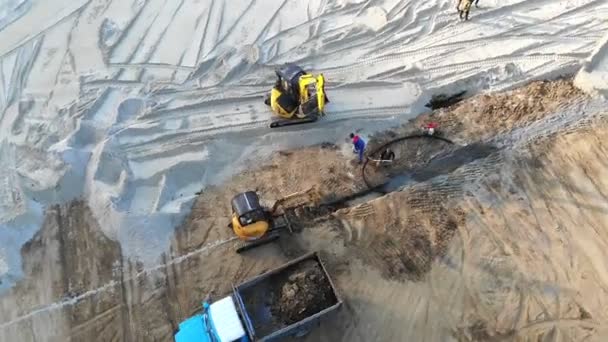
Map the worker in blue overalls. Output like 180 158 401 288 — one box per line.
350 133 366 164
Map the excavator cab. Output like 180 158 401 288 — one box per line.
276 65 305 100
267 64 328 128
228 188 318 253
230 191 270 241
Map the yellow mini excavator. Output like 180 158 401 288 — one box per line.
228 188 319 253
264 64 329 128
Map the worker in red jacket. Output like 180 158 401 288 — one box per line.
350 133 366 164
422 122 439 136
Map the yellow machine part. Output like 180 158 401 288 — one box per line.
270 87 297 119
270 73 326 119
231 214 270 240
297 73 326 115
316 74 326 115
298 74 316 103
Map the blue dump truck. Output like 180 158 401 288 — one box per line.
174 252 342 342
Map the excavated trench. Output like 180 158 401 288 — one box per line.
284 137 499 230
273 135 512 286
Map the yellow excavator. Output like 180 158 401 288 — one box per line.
228 188 319 253
264 64 329 128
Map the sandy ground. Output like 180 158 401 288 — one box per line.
2 0 608 341
2 80 608 341
1 0 608 291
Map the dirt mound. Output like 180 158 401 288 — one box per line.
368 229 432 280
361 80 584 190
333 189 465 282
270 260 336 325
367 79 586 148
427 79 586 140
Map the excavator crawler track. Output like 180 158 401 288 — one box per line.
269 115 318 128
235 232 280 253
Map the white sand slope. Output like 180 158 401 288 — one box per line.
0 0 30 32
0 0 607 289
575 31 608 98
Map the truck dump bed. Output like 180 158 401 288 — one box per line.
233 252 341 341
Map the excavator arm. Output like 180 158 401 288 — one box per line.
270 186 320 215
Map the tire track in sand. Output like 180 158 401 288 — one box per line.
118 105 406 157
0 236 236 330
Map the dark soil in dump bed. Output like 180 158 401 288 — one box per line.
240 259 337 338
271 260 336 324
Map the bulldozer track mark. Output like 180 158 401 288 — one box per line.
194 0 214 65
421 55 581 77
252 0 289 47
69 304 124 336
114 104 406 157
204 0 255 57
141 94 262 121
324 51 580 81
0 2 90 59
0 236 235 330
516 318 602 336
118 0 165 67
411 99 608 334
105 0 148 61
107 62 195 72
317 0 603 82
339 98 607 296
103 115 268 156
336 220 363 243
346 203 375 219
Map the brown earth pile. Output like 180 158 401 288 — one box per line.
420 79 586 141
362 79 585 188
270 260 336 325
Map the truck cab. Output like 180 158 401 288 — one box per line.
175 297 248 342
